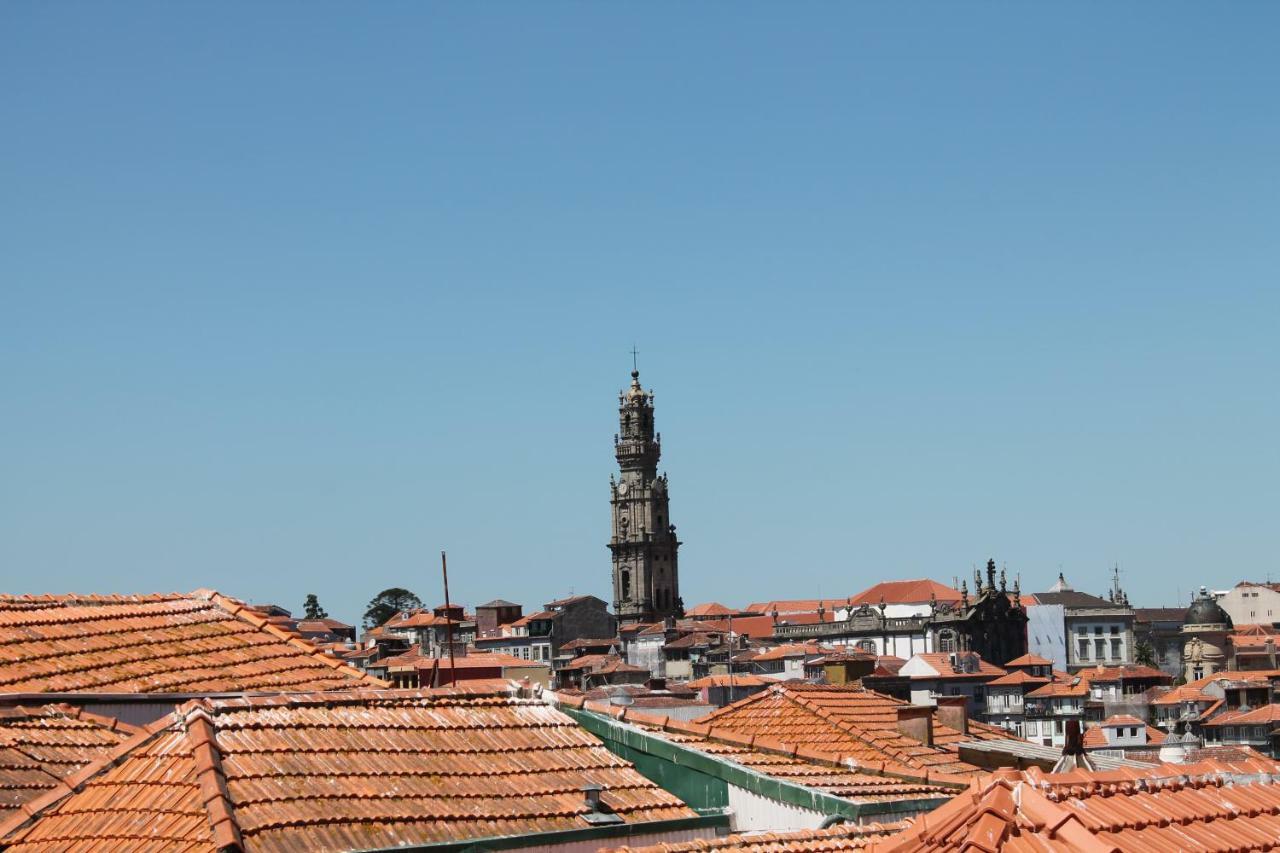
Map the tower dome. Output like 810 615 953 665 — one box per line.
1185 586 1232 627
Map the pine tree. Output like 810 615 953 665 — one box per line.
303 593 329 620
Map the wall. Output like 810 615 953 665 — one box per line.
1219 584 1280 626
1064 615 1134 669
555 601 618 653
1026 604 1066 671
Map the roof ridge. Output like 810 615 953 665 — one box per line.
184 705 243 851
204 590 390 689
0 704 187 845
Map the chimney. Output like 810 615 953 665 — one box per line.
935 694 968 736
581 784 602 811
895 705 934 747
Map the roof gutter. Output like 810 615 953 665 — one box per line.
351 812 730 853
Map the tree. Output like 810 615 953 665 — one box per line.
302 594 329 620
363 587 423 630
1135 640 1157 669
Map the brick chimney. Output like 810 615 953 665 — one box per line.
895 705 934 747
934 694 968 736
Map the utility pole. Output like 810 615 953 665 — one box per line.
442 550 457 686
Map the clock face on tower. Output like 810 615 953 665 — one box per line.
617 481 629 495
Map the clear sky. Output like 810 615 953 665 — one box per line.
2 3 1277 627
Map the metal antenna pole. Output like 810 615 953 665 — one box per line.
442 550 457 686
728 612 735 699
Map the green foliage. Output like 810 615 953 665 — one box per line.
302 594 329 620
1135 640 1157 668
363 587 423 630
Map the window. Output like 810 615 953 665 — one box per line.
1094 639 1105 660
1093 626 1102 635
1078 639 1090 660
1111 639 1121 660
1110 625 1119 635
1226 727 1236 738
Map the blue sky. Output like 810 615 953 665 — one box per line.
2 3 1277 626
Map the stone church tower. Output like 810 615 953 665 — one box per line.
610 369 681 623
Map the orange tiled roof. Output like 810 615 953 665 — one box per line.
1151 685 1220 705
1184 670 1280 690
558 693 966 802
1082 722 1165 749
684 674 775 689
559 637 620 651
0 705 138 819
606 821 909 853
872 761 1280 852
295 618 353 633
1078 664 1171 683
0 591 384 694
1202 703 1280 727
906 653 1005 680
693 684 1017 777
746 599 851 615
427 653 548 670
850 580 962 606
753 643 828 662
1025 679 1088 698
0 688 695 851
1003 653 1052 667
985 670 1050 687
684 602 738 618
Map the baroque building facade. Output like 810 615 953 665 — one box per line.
609 369 682 623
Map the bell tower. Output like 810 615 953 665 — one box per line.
610 369 681 623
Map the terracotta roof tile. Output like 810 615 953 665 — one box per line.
684 603 741 618
1077 664 1171 683
0 688 694 851
0 592 384 695
1201 703 1280 727
985 670 1050 687
606 820 909 852
906 653 1005 680
0 705 138 820
692 684 1017 777
684 674 775 689
753 643 828 662
567 698 961 807
873 762 1280 852
1002 653 1052 667
850 580 963 606
1025 679 1088 698
1151 685 1219 705
746 599 851 615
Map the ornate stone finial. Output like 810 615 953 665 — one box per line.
1013 575 1021 608
999 567 1007 592
960 579 969 608
986 559 997 592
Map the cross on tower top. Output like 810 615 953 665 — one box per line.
631 345 639 373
